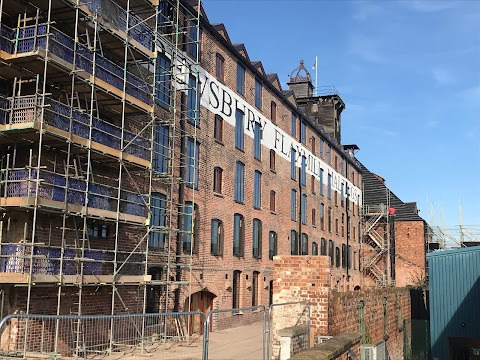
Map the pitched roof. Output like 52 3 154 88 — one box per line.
267 73 282 91
251 61 266 76
359 161 425 222
233 43 250 61
212 23 232 44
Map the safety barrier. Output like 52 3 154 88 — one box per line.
0 312 204 359
1 167 147 217
10 24 152 105
0 94 150 160
0 302 311 359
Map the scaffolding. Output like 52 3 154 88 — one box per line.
361 192 391 287
0 0 200 356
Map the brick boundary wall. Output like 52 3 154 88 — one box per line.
273 255 415 360
329 288 411 360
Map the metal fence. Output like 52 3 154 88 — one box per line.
0 312 205 359
0 301 310 359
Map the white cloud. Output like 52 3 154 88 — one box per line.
432 67 455 85
425 120 439 128
457 85 480 104
383 129 397 137
402 0 457 12
352 1 383 21
348 34 385 63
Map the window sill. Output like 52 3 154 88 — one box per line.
270 169 276 174
235 147 245 153
213 192 224 198
270 210 276 215
234 200 245 205
233 311 244 316
254 157 262 163
214 139 224 146
253 206 261 210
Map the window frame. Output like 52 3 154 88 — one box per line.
321 238 327 256
233 213 245 257
301 193 307 225
183 201 198 254
234 161 245 203
213 167 223 194
186 75 200 127
290 148 297 180
301 233 308 255
236 63 245 95
235 109 245 150
291 189 297 221
214 114 223 143
254 171 262 209
328 240 334 265
300 155 306 186
300 121 306 145
320 203 325 230
270 190 276 212
271 101 277 123
210 218 224 256
269 231 278 260
319 168 324 196
186 137 199 189
155 53 171 109
290 230 298 255
215 53 225 81
153 125 169 174
149 192 166 249
291 113 296 137
252 218 262 259
269 150 276 172
254 78 262 109
253 121 262 160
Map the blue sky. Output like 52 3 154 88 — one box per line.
202 0 480 227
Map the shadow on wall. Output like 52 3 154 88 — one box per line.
409 288 430 360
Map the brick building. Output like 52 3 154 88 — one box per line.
360 162 430 288
0 0 364 336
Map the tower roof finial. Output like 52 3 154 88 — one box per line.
289 60 312 83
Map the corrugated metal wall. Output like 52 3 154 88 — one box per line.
428 246 480 359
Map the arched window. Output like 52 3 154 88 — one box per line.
270 101 277 123
211 219 223 256
213 167 223 194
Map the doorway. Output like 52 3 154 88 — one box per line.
146 267 163 313
186 290 216 334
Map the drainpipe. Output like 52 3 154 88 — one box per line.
174 94 186 312
298 167 302 255
389 208 396 283
346 185 350 279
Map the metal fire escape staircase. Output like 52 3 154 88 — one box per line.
363 204 388 286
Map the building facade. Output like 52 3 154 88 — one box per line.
360 163 430 288
0 0 364 332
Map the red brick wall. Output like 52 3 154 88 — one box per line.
394 221 426 287
329 288 411 360
273 255 330 336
